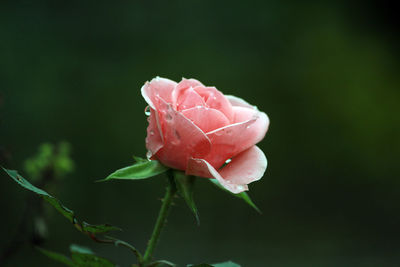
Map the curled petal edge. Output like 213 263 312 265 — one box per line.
141 77 177 109
145 107 165 159
225 95 256 109
186 146 267 194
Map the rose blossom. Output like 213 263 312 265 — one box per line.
141 77 269 193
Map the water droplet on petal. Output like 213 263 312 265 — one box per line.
171 130 181 145
174 130 181 140
236 185 244 191
165 113 173 121
150 130 155 136
225 158 232 164
144 106 151 116
215 131 223 136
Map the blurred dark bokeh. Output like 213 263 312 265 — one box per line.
1 1 399 266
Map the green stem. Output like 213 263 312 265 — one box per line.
142 172 176 265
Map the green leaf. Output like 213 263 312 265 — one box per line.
81 222 121 234
71 252 115 267
39 245 115 267
174 171 199 224
37 247 74 267
2 167 122 235
2 167 75 223
70 244 94 254
209 179 261 214
24 142 75 182
3 167 138 263
101 158 169 181
148 259 176 267
188 261 241 267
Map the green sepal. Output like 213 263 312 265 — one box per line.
101 157 169 181
209 179 261 214
173 171 200 224
133 155 148 163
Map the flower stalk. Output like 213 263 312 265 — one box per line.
142 171 176 265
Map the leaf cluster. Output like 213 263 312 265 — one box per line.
3 155 256 266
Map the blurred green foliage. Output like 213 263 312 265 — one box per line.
0 1 399 266
24 142 74 182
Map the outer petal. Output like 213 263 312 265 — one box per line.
172 78 204 106
181 107 230 133
219 145 267 185
204 109 269 168
186 146 267 193
145 107 164 158
232 106 261 123
193 86 234 122
225 95 255 109
153 96 212 170
141 77 177 109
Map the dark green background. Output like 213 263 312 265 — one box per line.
1 1 399 266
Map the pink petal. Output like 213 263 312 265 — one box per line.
203 109 269 168
225 95 255 109
181 107 230 133
186 146 267 193
232 106 260 123
176 87 206 111
186 158 247 193
172 78 204 105
145 107 164 158
153 96 212 170
219 145 267 185
193 86 234 122
141 77 177 109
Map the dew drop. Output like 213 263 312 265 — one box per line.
144 106 151 116
171 130 181 145
150 130 155 136
215 131 223 136
236 185 244 191
174 130 181 140
225 158 232 164
171 140 180 145
165 113 173 121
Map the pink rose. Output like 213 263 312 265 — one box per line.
141 77 269 193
